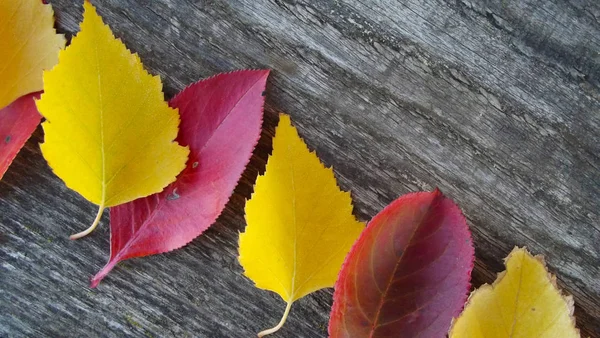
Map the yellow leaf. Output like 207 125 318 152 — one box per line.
0 0 65 109
238 114 364 337
449 247 580 338
37 1 189 239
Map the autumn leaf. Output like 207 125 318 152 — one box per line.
0 0 64 179
90 70 269 287
36 1 189 239
449 247 580 338
0 93 42 179
238 114 364 337
329 190 474 338
0 0 65 110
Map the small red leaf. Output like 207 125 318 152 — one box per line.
329 189 474 338
91 70 269 287
0 93 42 180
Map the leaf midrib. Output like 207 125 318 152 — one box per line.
368 196 439 337
93 25 106 210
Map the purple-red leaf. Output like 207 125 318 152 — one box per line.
91 70 269 287
329 189 474 338
0 93 42 180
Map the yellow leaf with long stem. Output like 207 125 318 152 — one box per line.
239 114 364 337
37 1 188 239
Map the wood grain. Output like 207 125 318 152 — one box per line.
1 0 598 336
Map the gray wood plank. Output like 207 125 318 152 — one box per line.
1 0 598 336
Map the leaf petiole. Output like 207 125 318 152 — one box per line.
70 204 105 240
257 300 293 337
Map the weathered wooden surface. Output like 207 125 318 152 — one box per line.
1 0 599 336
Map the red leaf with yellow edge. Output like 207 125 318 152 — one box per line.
0 93 42 179
91 70 269 287
329 189 474 338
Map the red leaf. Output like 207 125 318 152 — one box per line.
91 70 269 287
0 93 42 180
329 189 474 338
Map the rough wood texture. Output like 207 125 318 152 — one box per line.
1 0 599 336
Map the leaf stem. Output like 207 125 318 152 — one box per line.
70 204 105 240
257 300 293 337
